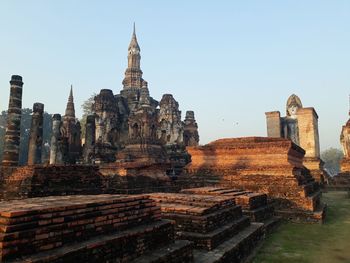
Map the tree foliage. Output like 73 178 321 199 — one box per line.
80 93 96 139
321 148 344 176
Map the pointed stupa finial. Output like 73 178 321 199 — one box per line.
65 85 75 118
128 22 140 52
68 85 73 103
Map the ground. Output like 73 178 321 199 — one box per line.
253 191 350 263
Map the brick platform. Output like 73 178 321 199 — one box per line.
328 158 350 191
0 165 103 200
0 195 193 262
185 137 326 223
328 173 350 191
181 187 279 231
149 193 264 263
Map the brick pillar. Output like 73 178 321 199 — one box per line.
2 75 23 167
83 114 96 164
183 111 199 146
49 114 61 164
28 103 44 165
265 111 282 138
297 107 320 158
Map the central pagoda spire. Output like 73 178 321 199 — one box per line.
122 23 147 90
65 85 75 119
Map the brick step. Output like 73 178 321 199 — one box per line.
159 205 243 233
181 186 246 195
261 216 282 234
181 187 268 210
149 193 235 214
243 204 274 222
180 187 273 223
132 240 193 263
275 203 326 223
0 195 161 261
0 194 152 220
6 220 175 263
273 190 321 212
234 193 267 210
0 203 158 234
177 216 251 251
192 222 264 263
219 180 314 199
301 181 319 197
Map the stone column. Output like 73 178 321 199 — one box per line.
28 103 44 165
49 114 61 164
2 75 23 166
183 111 199 147
83 114 96 163
297 108 320 158
265 111 282 138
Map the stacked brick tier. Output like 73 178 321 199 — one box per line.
329 173 350 190
149 193 264 263
303 157 329 185
0 195 193 263
185 137 325 223
181 187 276 226
328 158 350 190
0 165 103 200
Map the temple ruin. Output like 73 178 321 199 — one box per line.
27 103 44 165
86 26 199 168
265 94 328 184
1 75 23 167
329 104 350 189
185 137 325 222
0 25 336 263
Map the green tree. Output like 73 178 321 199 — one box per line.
80 93 96 139
321 148 344 176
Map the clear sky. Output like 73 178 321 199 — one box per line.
0 1 349 150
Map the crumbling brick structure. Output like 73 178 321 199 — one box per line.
181 187 278 229
329 107 350 190
27 103 44 165
185 137 325 222
0 194 193 262
265 94 328 184
86 25 197 168
149 192 264 262
2 75 23 167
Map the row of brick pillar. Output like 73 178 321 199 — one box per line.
1 75 44 167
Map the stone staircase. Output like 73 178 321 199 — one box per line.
0 194 193 262
181 187 280 232
149 193 264 263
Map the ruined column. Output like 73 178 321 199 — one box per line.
2 75 23 166
183 111 199 147
83 114 96 163
27 103 44 165
49 114 61 164
265 111 282 138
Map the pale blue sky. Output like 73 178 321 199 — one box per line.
0 1 349 150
